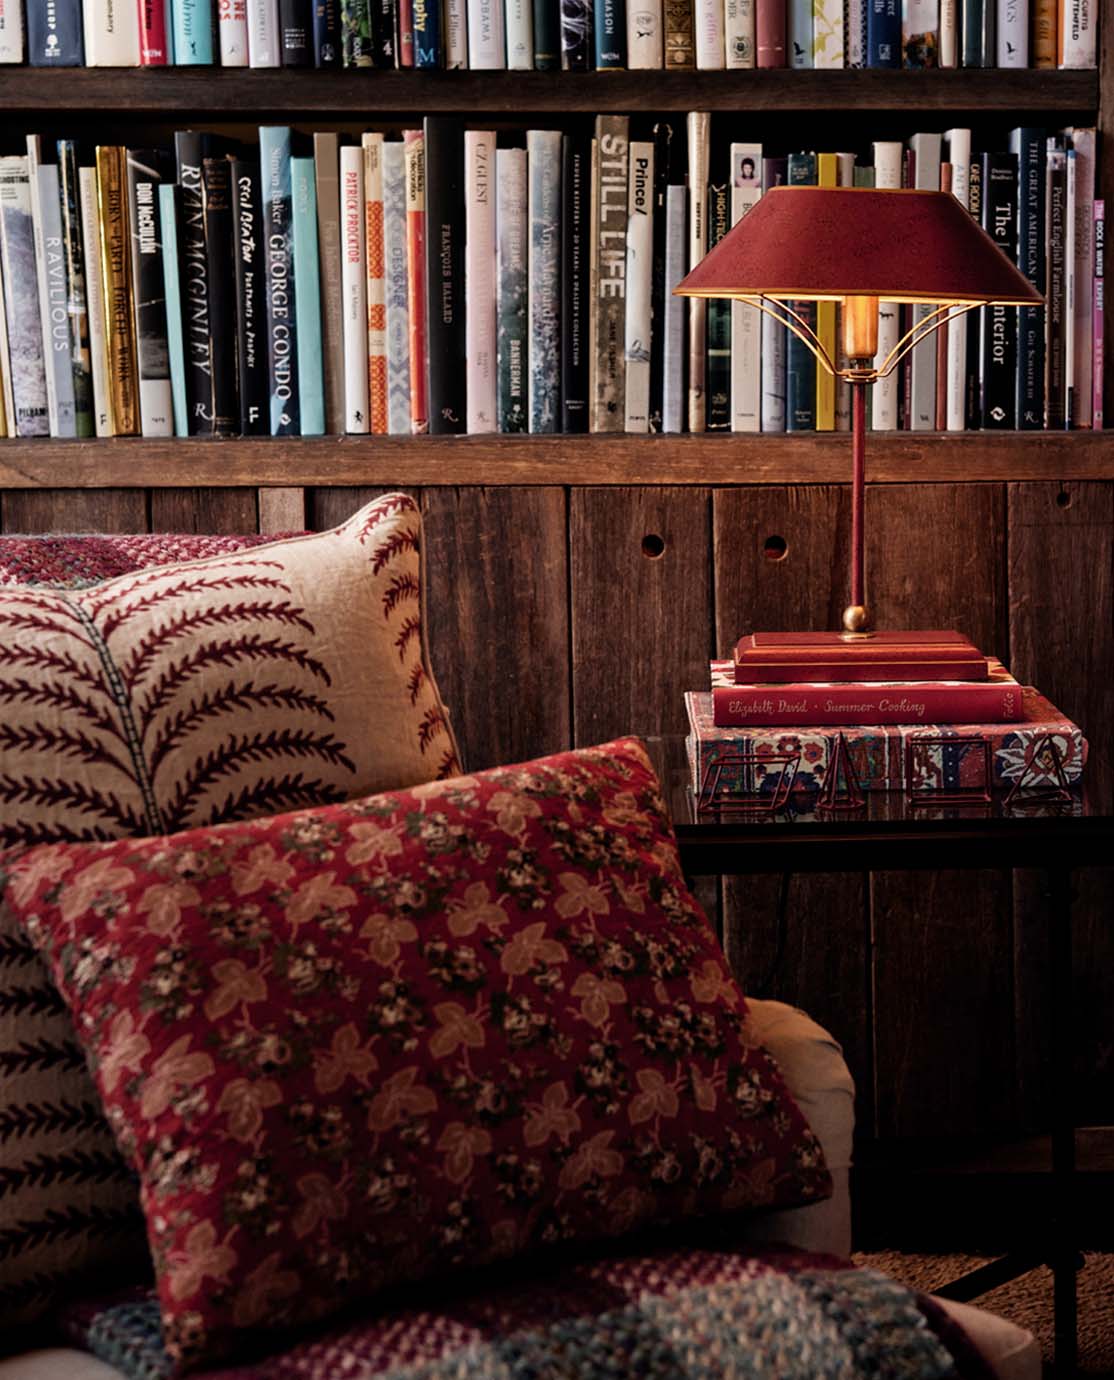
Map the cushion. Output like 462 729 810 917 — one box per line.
0 493 459 849
7 738 830 1372
0 535 284 591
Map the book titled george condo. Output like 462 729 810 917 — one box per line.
382 140 411 435
159 183 188 436
291 156 325 435
56 140 94 437
230 157 268 435
624 140 654 433
733 630 990 684
561 132 591 434
424 118 466 434
561 0 591 67
201 156 239 436
27 0 82 61
527 129 562 434
340 142 368 433
594 0 625 64
591 115 630 433
403 129 428 435
259 125 299 436
496 145 527 433
126 149 174 437
80 163 112 435
0 157 49 437
464 130 496 434
95 145 139 437
710 658 1024 726
280 0 314 61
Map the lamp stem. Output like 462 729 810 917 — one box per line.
843 369 871 635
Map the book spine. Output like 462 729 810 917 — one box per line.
0 0 24 60
230 162 267 435
465 130 497 434
35 162 77 437
784 150 815 432
647 121 673 433
1069 128 1096 427
1044 145 1066 428
811 0 842 64
404 129 429 435
527 129 562 434
664 0 694 64
259 125 299 436
313 133 343 434
57 142 94 438
0 158 50 436
291 156 324 435
95 147 139 437
686 110 709 431
758 156 786 431
561 0 591 65
398 0 415 63
869 140 901 429
965 154 982 425
80 166 113 436
1009 127 1045 431
496 145 528 432
363 133 388 434
995 0 1025 64
788 0 811 64
467 0 505 63
936 0 954 61
1093 199 1104 430
624 140 654 433
173 0 214 60
901 0 937 64
424 117 466 433
662 180 686 432
847 0 866 62
712 681 1022 727
174 132 210 435
629 0 664 65
704 180 730 430
219 0 251 61
247 0 281 61
201 157 238 436
127 150 173 437
695 0 724 66
505 0 532 65
382 141 411 435
413 0 442 63
814 151 838 431
561 133 591 433
340 0 371 58
83 0 140 61
158 185 187 436
445 0 468 62
27 0 83 61
533 0 557 63
959 0 986 62
980 151 1018 429
139 0 170 60
730 143 761 433
1031 0 1053 64
592 115 630 432
1064 148 1077 425
755 0 784 62
280 0 314 60
1058 0 1094 67
723 0 753 63
340 143 368 433
594 0 625 63
0 194 16 432
943 128 970 432
866 0 899 63
908 131 941 430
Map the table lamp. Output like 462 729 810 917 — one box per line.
674 187 1043 649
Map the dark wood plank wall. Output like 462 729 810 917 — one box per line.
1 478 1111 1145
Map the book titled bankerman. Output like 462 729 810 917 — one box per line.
733 630 989 684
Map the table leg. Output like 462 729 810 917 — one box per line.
1048 865 1078 1377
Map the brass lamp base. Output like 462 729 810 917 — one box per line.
841 604 872 637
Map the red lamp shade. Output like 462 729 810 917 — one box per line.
674 186 1044 305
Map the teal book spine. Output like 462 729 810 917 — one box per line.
158 183 189 437
173 0 213 62
291 155 324 436
788 0 812 64
785 151 816 431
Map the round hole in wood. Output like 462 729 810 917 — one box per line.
1056 490 1072 509
642 533 666 559
764 535 788 561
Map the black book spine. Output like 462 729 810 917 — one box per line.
231 159 269 436
979 151 1018 430
56 139 93 438
705 181 730 431
533 0 559 66
201 158 239 437
126 148 173 437
560 0 591 69
1044 145 1067 429
960 0 983 64
313 0 341 63
423 116 467 434
281 0 314 62
1012 128 1045 431
648 120 673 433
370 0 395 63
174 131 213 436
27 0 83 62
965 156 982 428
560 133 590 433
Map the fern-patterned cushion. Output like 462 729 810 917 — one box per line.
8 739 829 1373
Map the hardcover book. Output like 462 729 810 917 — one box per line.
363 132 388 434
623 139 654 433
591 115 630 433
647 120 675 434
56 139 94 437
759 154 787 431
382 139 411 435
413 0 442 64
785 152 816 432
729 143 762 433
664 0 694 64
811 0 842 64
560 0 591 67
403 128 429 435
908 131 941 430
27 0 83 62
423 117 466 434
259 125 300 436
445 0 467 63
1044 142 1067 428
83 0 140 63
0 157 49 437
291 155 325 434
464 130 497 433
94 145 139 436
280 0 314 61
247 0 281 62
467 0 505 65
561 132 591 434
724 0 754 63
528 129 562 434
686 111 709 432
1067 127 1096 427
80 163 113 436
704 179 730 431
1009 127 1046 431
496 145 528 433
628 0 663 65
593 0 625 64
341 0 372 61
29 142 76 437
979 150 1018 429
230 159 268 436
506 0 532 67
0 0 24 61
159 183 188 436
867 0 899 63
139 0 169 60
369 0 394 61
788 0 811 66
201 155 239 436
127 148 174 437
661 180 686 432
695 0 724 67
173 0 214 61
943 127 970 432
313 132 344 433
733 629 989 683
340 141 368 433
533 0 558 63
174 131 212 435
755 0 785 63
219 0 250 62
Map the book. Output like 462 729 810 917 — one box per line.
533 0 558 64
0 0 24 61
340 142 368 433
755 0 784 62
901 0 936 63
723 0 753 63
686 111 709 432
1066 127 1096 427
979 151 1018 430
174 132 211 435
506 0 532 66
313 133 344 434
788 0 811 65
695 0 724 66
1064 145 1077 425
1009 127 1046 431
561 0 591 66
312 0 341 61
664 0 694 63
0 229 14 433
126 148 174 437
591 115 630 433
623 140 654 434
937 0 954 61
733 629 989 683
95 146 139 437
403 129 428 435
464 130 497 434
84 0 140 62
341 0 372 60
259 125 299 436
759 154 786 431
995 0 1025 64
280 0 314 61
201 155 238 436
866 0 898 62
943 127 970 433
528 129 562 435
965 153 983 426
869 144 900 430
397 0 415 63
594 0 625 64
382 139 411 436
27 0 83 61
785 150 816 432
173 0 214 60
247 0 281 62
362 132 388 434
423 118 466 434
710 659 1024 727
80 164 113 436
908 131 941 430
467 0 505 64
704 179 730 430
684 687 1087 796
1093 198 1104 429
561 132 591 434
729 143 761 433
413 0 441 63
628 0 664 65
661 180 686 432
139 0 170 60
370 0 396 61
1032 0 1053 64
56 140 94 438
157 184 185 436
1044 142 1067 428
647 120 674 434
1058 0 1094 67
291 155 324 435
814 151 838 431
811 0 842 64
33 155 77 437
0 157 49 437
219 0 251 62
495 145 527 433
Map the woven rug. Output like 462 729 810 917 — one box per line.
856 1251 1114 1377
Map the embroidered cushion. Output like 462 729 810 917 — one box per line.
0 534 284 591
8 738 830 1372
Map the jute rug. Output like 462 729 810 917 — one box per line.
855 1251 1114 1377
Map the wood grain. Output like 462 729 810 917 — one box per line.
149 488 259 533
258 488 307 532
421 489 570 772
0 488 147 533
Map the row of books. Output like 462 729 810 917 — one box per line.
0 0 1097 66
0 116 1103 441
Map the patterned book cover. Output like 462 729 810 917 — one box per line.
561 132 591 433
403 129 429 435
95 146 139 436
79 164 113 435
811 0 842 63
340 142 368 433
291 155 324 435
158 183 188 437
173 0 213 60
496 146 527 432
664 0 694 64
623 140 653 433
313 132 344 433
528 129 562 435
382 140 411 435
341 0 372 62
362 133 388 434
259 124 300 436
173 131 212 434
591 115 629 433
685 688 1088 795
127 148 174 437
464 130 497 433
230 159 268 435
867 0 900 62
423 117 466 434
56 140 94 437
729 143 761 432
201 155 238 437
561 0 591 66
0 157 49 436
27 0 83 61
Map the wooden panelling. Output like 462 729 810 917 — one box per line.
258 488 308 533
0 488 147 533
149 488 259 533
310 487 394 529
569 487 712 743
421 489 569 772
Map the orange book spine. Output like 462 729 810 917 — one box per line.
1033 0 1056 65
363 133 388 435
403 129 428 436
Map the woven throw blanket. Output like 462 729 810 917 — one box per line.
62 1245 992 1380
0 534 295 589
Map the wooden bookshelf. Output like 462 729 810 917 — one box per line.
1 430 1110 488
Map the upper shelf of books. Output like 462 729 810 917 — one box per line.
0 68 1100 116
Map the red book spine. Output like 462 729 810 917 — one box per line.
404 129 429 436
138 0 169 62
755 0 785 66
397 0 415 65
713 681 1023 727
735 657 989 684
1093 198 1104 429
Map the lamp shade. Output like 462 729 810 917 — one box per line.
674 186 1044 305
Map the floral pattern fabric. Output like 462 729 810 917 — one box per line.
7 738 830 1373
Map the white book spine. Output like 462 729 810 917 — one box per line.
834 150 855 432
467 0 505 67
938 0 956 63
909 132 941 430
1068 128 1095 426
0 156 49 437
686 111 710 432
83 0 140 63
247 0 280 65
0 235 13 433
362 133 387 434
527 129 561 434
445 0 469 65
662 182 686 434
382 141 411 436
694 0 724 66
504 0 532 66
624 141 654 433
79 166 113 437
1064 149 1077 423
628 0 664 67
723 0 754 63
996 0 1027 65
0 0 24 61
760 313 785 429
465 130 497 434
340 145 369 434
944 127 971 431
812 0 842 65
871 140 902 431
729 143 761 433
218 0 250 63
27 142 61 438
1059 0 1094 67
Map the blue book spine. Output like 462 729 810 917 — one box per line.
291 156 324 436
27 0 83 63
788 0 812 66
785 152 816 431
592 0 624 66
173 0 213 62
866 0 900 64
158 184 189 437
165 0 176 60
313 0 341 63
412 0 441 65
259 125 300 436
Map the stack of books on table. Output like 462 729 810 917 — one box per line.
685 630 1088 800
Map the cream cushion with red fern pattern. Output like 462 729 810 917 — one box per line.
0 493 460 850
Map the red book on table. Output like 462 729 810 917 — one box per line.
733 630 989 684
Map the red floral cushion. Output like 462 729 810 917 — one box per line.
7 738 830 1373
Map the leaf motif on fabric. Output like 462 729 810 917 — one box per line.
436 1123 492 1185
557 1131 623 1191
500 923 568 976
366 1067 437 1133
429 1003 486 1059
629 1070 680 1125
555 873 610 919
523 1082 581 1148
204 961 268 1022
570 973 626 1029
216 1079 282 1143
313 1024 378 1095
230 843 296 898
445 882 508 937
100 1009 152 1094
138 1036 216 1121
167 1221 238 1302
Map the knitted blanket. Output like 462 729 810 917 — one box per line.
62 1244 992 1380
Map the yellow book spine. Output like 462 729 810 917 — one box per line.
95 146 139 438
815 152 838 432
1033 0 1056 66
